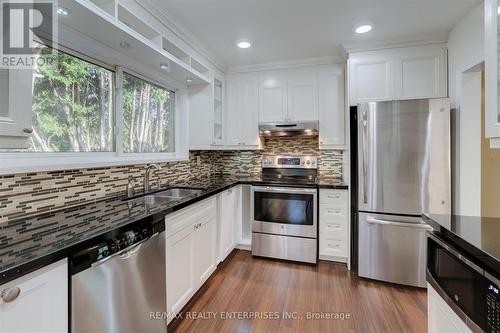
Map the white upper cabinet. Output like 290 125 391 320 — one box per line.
259 68 319 123
348 44 447 105
189 72 226 149
0 69 33 149
485 0 500 143
396 45 447 99
349 56 393 104
259 70 288 122
226 73 260 147
287 69 319 121
0 259 68 333
319 66 345 148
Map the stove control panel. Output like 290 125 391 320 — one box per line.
262 156 317 169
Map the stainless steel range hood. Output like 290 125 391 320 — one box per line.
258 121 319 137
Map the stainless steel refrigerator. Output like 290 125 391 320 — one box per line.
355 98 451 288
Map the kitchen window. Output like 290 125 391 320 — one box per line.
122 73 175 153
0 45 187 174
30 48 114 152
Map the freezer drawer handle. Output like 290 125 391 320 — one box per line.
366 217 433 230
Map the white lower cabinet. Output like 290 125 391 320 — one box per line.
428 283 472 333
218 186 239 263
0 259 68 333
166 225 195 317
166 197 217 323
319 189 349 262
193 211 217 286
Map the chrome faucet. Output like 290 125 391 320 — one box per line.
143 163 161 193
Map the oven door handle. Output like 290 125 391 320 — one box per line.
252 186 317 194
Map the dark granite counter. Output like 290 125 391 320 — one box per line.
0 175 348 284
423 213 500 278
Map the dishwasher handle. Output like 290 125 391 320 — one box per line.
90 232 160 268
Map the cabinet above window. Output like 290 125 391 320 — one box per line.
56 0 211 86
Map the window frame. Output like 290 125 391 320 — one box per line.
0 42 188 175
118 68 177 157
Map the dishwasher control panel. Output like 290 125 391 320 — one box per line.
71 222 153 274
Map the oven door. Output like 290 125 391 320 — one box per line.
251 186 317 238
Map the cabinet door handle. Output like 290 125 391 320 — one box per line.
1 287 21 303
23 128 33 134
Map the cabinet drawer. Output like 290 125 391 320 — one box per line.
320 219 347 238
320 204 347 220
320 189 348 204
319 234 347 257
166 197 216 238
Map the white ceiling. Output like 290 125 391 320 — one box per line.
154 0 481 68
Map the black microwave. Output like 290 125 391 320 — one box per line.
427 233 500 332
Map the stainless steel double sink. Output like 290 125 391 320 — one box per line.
125 187 204 206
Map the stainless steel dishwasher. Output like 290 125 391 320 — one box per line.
71 221 166 333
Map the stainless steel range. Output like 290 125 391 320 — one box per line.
251 155 318 264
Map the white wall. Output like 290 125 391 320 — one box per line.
447 4 484 216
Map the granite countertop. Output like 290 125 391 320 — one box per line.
423 213 500 278
0 175 348 284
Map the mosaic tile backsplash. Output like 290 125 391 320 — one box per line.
0 137 344 223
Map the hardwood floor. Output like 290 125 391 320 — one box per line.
170 250 427 333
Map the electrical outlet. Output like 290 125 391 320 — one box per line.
197 156 201 166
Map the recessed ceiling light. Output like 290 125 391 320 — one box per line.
186 78 193 84
354 24 373 34
119 41 130 49
497 5 500 14
237 41 252 49
57 6 70 16
160 63 169 71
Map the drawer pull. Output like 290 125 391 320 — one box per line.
1 287 20 303
328 225 341 230
327 209 341 214
328 195 341 199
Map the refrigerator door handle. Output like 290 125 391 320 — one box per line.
362 109 368 204
366 217 433 230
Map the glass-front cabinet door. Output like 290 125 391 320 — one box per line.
485 0 500 145
212 75 224 145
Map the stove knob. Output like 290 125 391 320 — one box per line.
305 160 311 166
108 240 118 253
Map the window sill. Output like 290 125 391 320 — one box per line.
0 153 190 175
